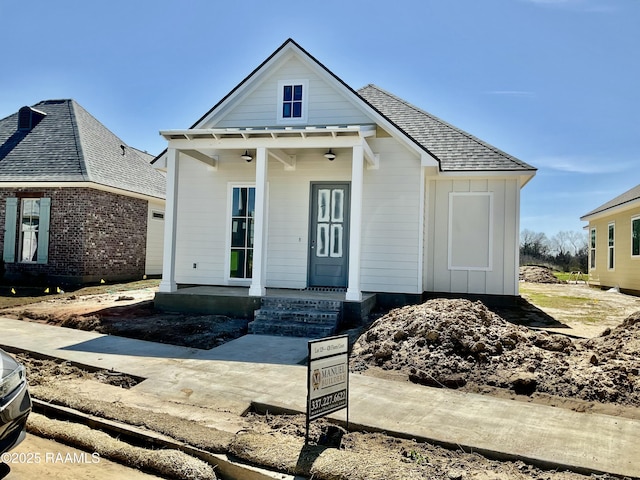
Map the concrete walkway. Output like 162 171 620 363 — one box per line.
1 317 638 478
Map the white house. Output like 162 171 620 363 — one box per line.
153 39 535 323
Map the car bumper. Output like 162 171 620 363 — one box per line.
0 380 31 454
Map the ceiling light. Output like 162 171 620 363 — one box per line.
324 149 336 161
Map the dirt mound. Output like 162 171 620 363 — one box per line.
519 265 560 283
350 299 640 405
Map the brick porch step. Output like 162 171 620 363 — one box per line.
248 296 342 338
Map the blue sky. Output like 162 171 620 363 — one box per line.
1 0 638 239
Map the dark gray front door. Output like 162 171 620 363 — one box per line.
309 183 350 288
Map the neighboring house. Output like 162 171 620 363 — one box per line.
153 39 536 315
0 99 166 285
581 184 640 295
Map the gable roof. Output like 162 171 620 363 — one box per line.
357 85 535 173
0 99 165 199
154 38 535 177
581 183 640 220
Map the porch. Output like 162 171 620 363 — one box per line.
154 286 378 329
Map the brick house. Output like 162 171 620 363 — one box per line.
0 100 166 285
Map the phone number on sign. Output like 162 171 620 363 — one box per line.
0 451 101 464
310 390 347 415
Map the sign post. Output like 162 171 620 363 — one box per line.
306 334 349 443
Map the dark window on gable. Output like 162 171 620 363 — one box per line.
282 84 303 118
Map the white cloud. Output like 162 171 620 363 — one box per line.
532 155 634 174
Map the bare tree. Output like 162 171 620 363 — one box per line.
520 229 549 258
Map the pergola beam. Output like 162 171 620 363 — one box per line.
182 150 218 171
268 149 296 171
362 139 379 170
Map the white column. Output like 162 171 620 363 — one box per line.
249 147 268 296
346 144 364 301
159 148 179 293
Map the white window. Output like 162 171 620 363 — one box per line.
590 227 596 269
632 217 640 257
229 186 255 279
277 79 308 124
608 223 615 270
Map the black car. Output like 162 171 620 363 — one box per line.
0 348 31 476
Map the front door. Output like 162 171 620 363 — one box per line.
309 183 350 288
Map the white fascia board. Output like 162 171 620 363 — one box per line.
165 135 365 150
580 198 640 222
435 170 536 182
421 152 439 167
0 182 165 203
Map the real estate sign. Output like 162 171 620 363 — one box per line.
307 335 349 424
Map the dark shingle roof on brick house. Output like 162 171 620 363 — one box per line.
581 183 640 220
0 100 165 199
357 84 536 173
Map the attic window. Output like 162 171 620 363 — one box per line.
277 79 308 124
18 106 46 131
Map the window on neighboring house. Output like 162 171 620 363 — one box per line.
608 223 615 270
229 186 255 279
277 80 307 123
3 197 51 264
632 217 640 257
590 227 596 269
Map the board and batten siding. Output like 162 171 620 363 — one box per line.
587 207 640 292
145 201 165 276
424 178 519 296
210 55 372 128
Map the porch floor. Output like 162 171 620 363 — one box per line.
154 286 377 325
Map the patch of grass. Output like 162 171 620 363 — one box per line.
519 283 611 325
554 271 587 282
0 279 159 309
520 291 592 310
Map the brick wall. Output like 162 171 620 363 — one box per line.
0 187 148 285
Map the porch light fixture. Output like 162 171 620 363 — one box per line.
324 149 336 161
241 150 253 162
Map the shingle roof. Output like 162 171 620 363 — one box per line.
357 85 536 173
0 100 165 199
581 183 640 220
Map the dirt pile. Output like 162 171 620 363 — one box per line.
350 299 640 405
520 266 561 283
